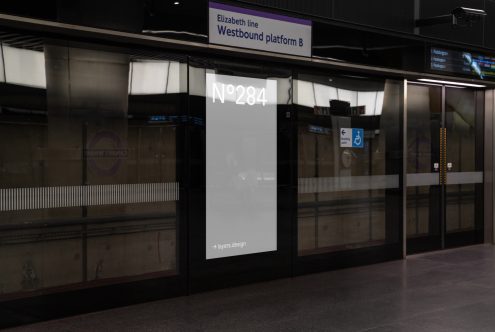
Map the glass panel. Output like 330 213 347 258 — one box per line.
445 87 477 233
296 74 402 255
0 34 184 297
406 84 442 239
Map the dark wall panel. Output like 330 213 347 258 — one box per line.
419 0 485 46
57 0 144 33
485 0 495 49
0 0 494 50
243 0 414 32
241 0 332 18
241 0 492 48
144 0 207 37
0 0 57 20
333 0 415 32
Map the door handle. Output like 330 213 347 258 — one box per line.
439 128 447 185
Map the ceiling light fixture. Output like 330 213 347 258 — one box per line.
417 78 485 88
410 81 465 89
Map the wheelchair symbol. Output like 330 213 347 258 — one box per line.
353 131 362 146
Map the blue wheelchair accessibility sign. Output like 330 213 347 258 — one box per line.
352 128 364 148
340 128 364 148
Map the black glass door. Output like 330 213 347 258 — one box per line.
406 83 484 254
444 87 484 247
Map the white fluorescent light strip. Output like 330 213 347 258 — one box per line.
411 81 466 89
411 81 443 87
460 7 485 14
445 85 467 89
418 78 485 88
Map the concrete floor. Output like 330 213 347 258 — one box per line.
7 244 495 332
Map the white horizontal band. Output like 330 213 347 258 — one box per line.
0 182 179 212
447 171 483 185
298 175 399 194
407 173 439 187
406 172 483 186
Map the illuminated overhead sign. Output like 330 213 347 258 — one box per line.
430 47 495 80
208 1 312 57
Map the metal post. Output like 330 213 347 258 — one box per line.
403 79 408 258
441 85 446 249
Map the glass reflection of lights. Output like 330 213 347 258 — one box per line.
0 44 186 95
295 80 385 116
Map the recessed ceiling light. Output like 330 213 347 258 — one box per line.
173 1 180 5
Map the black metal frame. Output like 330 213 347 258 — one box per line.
0 38 190 328
406 83 485 255
444 87 485 248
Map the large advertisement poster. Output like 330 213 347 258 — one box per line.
206 72 277 259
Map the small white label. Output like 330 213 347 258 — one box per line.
340 128 352 147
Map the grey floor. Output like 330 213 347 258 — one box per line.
8 244 495 332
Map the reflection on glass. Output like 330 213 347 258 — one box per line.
295 80 384 115
406 84 441 239
2 44 46 88
128 60 186 95
406 84 483 252
0 37 183 297
445 87 477 233
296 75 402 255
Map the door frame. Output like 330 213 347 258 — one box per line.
404 81 485 255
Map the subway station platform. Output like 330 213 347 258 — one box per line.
7 244 495 332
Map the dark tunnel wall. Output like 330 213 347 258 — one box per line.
241 0 495 48
0 1 493 48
